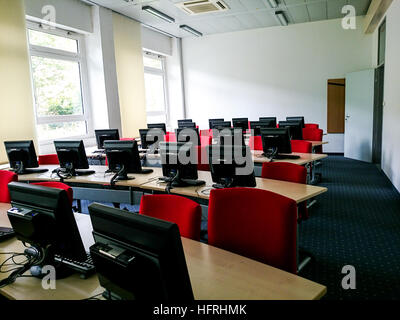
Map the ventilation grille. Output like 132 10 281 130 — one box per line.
176 0 229 15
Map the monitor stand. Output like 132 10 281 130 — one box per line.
262 153 300 160
136 168 154 174
159 172 205 188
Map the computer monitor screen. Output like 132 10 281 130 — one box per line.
104 140 153 180
261 128 292 155
232 118 249 133
139 129 164 150
4 140 47 174
250 121 276 135
286 116 305 128
209 119 225 129
278 121 303 140
207 144 256 188
54 140 94 176
95 129 120 149
215 128 245 146
175 128 200 146
8 182 87 270
159 142 204 187
88 202 194 301
259 117 277 127
147 123 166 134
178 122 196 129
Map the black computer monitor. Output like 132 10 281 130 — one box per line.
287 116 305 128
215 128 245 146
213 121 231 129
54 140 94 176
159 142 205 188
209 119 225 129
139 129 164 150
232 118 249 133
88 203 194 301
207 144 256 189
259 117 277 127
178 119 193 126
178 122 196 129
278 121 303 140
250 121 276 135
7 182 87 278
147 123 166 134
175 128 200 146
95 129 120 150
104 140 153 182
4 140 48 174
260 128 299 160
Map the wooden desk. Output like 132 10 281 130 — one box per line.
16 166 328 205
252 151 328 166
0 203 326 300
309 141 329 148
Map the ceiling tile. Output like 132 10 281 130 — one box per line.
287 5 310 23
307 1 328 21
348 0 372 15
327 0 347 19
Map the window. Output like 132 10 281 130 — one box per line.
143 52 168 124
28 23 91 142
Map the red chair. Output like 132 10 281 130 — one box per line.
38 154 59 165
31 182 73 206
305 124 319 129
208 188 297 274
197 145 210 172
249 136 263 151
261 162 309 221
200 135 212 147
291 140 312 153
165 132 176 142
302 128 323 153
0 170 18 203
139 194 202 241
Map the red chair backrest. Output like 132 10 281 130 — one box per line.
208 188 297 273
165 132 177 142
197 145 210 171
261 162 307 184
38 154 59 165
31 182 73 205
249 136 263 151
0 170 18 203
302 128 323 142
139 194 202 241
291 140 312 153
305 123 319 129
200 135 212 147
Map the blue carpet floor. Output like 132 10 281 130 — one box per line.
299 155 400 300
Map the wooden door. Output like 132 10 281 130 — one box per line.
327 79 346 133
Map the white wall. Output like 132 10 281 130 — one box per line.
182 17 373 153
381 1 400 192
24 0 93 33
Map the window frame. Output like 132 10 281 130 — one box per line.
143 51 169 124
27 21 93 144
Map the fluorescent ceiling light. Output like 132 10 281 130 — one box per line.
180 25 203 37
142 6 175 23
275 11 288 26
267 0 279 8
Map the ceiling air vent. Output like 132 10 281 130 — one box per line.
176 0 229 15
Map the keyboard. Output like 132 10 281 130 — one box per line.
54 252 96 279
0 227 15 242
262 153 301 160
